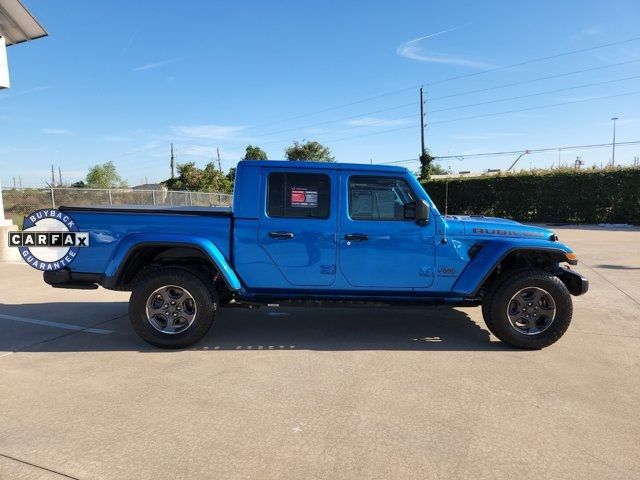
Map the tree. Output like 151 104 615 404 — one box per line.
429 162 448 175
226 167 236 184
242 145 268 160
418 149 436 180
86 161 128 188
285 140 334 162
164 162 203 190
201 162 233 193
164 162 233 193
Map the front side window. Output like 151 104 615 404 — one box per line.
267 172 330 218
349 176 415 220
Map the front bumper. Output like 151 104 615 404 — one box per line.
556 267 589 296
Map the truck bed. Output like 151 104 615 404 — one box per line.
58 205 233 275
60 205 232 216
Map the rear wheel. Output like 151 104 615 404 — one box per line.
129 267 218 348
482 269 572 349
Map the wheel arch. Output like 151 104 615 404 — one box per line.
452 241 576 298
103 234 241 292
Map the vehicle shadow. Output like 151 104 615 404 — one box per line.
593 264 640 270
1 302 511 352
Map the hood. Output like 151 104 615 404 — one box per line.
447 215 554 240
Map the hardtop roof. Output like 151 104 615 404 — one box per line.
237 160 408 173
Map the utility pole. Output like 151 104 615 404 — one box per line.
13 176 16 188
611 116 619 166
217 147 222 172
51 164 55 186
418 86 430 179
58 166 62 186
170 143 175 179
420 86 426 158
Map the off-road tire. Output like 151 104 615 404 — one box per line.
129 267 218 349
482 269 572 349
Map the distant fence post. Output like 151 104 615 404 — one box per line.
50 187 56 209
189 191 193 206
108 189 113 205
152 190 156 206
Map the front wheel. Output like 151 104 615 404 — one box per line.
482 269 572 349
129 267 218 349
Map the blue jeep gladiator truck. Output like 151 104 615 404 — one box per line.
44 160 588 349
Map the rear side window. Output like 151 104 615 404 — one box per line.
267 172 330 219
349 175 415 220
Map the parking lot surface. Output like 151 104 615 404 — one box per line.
0 225 639 480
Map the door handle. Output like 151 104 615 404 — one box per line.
269 231 295 240
344 233 368 242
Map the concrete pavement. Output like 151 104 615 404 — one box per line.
0 225 638 479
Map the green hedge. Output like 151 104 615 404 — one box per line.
423 167 640 224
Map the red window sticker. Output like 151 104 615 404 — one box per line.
290 188 318 207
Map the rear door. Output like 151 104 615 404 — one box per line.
338 172 435 288
257 168 337 286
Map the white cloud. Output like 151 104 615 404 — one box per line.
171 124 246 140
396 27 493 69
181 145 242 160
42 128 72 135
182 145 218 157
133 59 176 71
344 116 412 127
570 25 603 42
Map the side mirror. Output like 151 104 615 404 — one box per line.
415 199 429 224
404 199 429 224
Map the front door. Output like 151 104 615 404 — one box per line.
338 173 435 288
258 169 337 286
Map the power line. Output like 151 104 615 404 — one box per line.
276 89 640 144
262 87 640 145
252 101 416 139
428 59 640 102
246 35 640 131
424 36 640 87
251 61 640 142
428 89 640 126
258 113 419 146
428 73 640 114
379 140 640 165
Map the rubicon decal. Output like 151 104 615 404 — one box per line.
7 209 89 271
472 228 546 237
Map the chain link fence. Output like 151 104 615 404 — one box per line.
2 187 233 226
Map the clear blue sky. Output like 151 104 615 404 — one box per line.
2 0 640 187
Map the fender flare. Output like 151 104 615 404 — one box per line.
104 233 241 291
451 240 576 297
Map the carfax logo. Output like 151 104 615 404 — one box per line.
7 209 90 271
